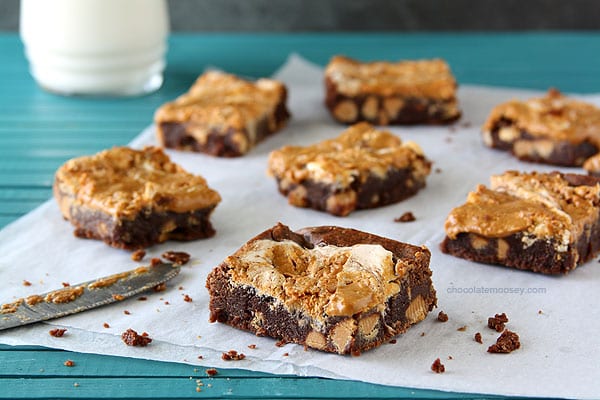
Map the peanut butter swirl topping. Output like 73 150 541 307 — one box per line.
483 89 600 145
154 71 287 130
325 56 458 100
445 171 600 251
54 147 221 218
226 239 411 323
268 122 431 187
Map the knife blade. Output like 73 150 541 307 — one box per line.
0 262 180 331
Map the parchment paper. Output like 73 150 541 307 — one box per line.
1 55 599 399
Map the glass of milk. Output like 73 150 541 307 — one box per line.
20 0 169 96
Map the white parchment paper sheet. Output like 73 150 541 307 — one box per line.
1 55 599 398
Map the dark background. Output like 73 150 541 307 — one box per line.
1 0 600 31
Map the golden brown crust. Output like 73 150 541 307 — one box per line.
325 55 458 100
268 122 431 187
444 171 600 251
483 89 600 146
54 146 221 219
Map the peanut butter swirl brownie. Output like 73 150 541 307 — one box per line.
268 122 432 216
54 147 221 249
206 223 437 355
155 71 290 157
482 89 600 166
325 56 461 125
441 170 600 274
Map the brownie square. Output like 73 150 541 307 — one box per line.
206 223 437 355
155 71 290 157
441 170 600 274
267 122 432 216
54 146 221 250
482 88 600 166
324 56 461 125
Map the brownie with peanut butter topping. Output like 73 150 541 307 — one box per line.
441 170 600 274
267 122 432 216
206 223 437 355
482 89 600 166
155 71 290 157
54 146 221 249
324 56 461 125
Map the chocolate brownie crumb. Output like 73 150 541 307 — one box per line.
487 329 520 353
448 355 453 360
389 339 397 344
205 368 218 376
488 313 509 332
275 339 286 347
150 257 161 267
457 325 467 332
64 360 75 367
183 294 193 303
474 332 483 344
437 311 449 322
435 167 442 174
420 332 426 337
247 344 257 349
153 282 167 292
103 322 110 328
138 296 148 301
131 249 146 262
221 350 246 361
197 355 203 359
538 310 543 315
394 211 416 223
62 282 70 287
123 310 131 315
22 280 32 287
431 358 445 373
178 286 184 290
162 251 191 266
49 328 67 337
121 328 152 347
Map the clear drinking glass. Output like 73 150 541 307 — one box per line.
20 0 169 96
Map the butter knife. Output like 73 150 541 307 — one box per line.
0 262 180 331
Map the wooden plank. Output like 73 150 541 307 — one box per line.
0 377 476 399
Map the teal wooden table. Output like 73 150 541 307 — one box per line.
1 32 599 399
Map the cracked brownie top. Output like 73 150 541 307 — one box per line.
154 71 287 130
444 171 600 250
54 146 221 218
483 89 600 145
268 122 431 187
325 56 458 100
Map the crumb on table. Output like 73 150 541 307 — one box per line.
474 332 483 344
437 311 449 322
488 330 520 353
49 328 67 337
161 251 191 266
488 313 509 332
394 211 416 223
431 358 445 373
131 249 146 262
121 328 152 347
221 350 245 361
